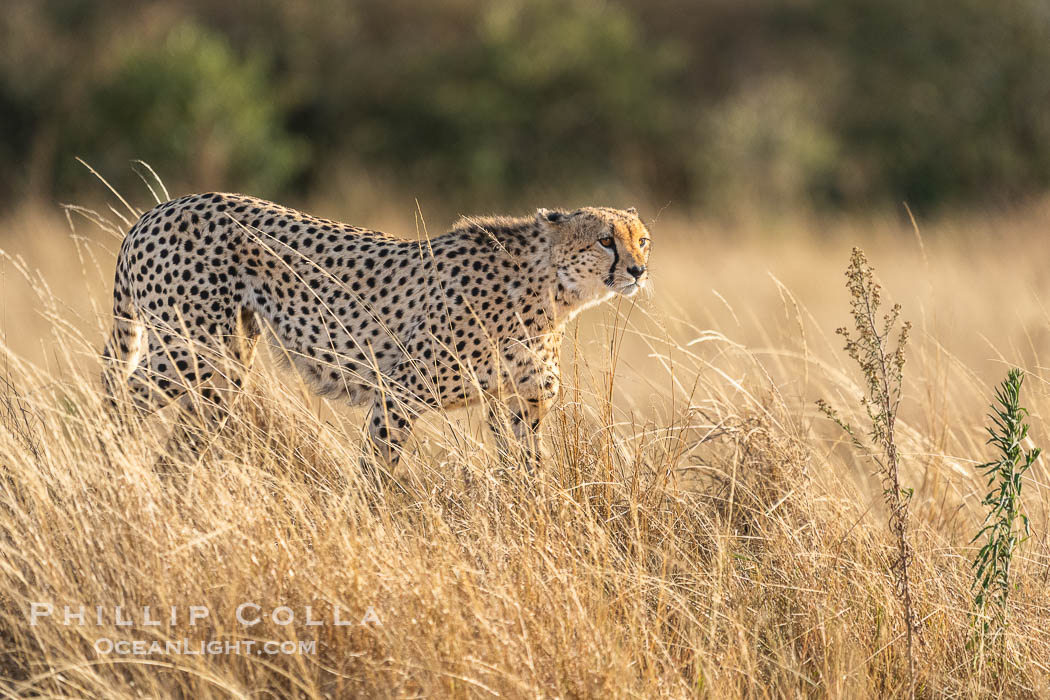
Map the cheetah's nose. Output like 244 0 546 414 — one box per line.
627 265 646 279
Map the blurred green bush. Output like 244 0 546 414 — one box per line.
66 23 308 198
334 0 683 200
3 0 1050 213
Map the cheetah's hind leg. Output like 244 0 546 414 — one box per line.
107 311 259 472
168 312 260 469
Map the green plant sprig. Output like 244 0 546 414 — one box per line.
971 368 1040 657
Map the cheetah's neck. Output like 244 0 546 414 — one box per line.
468 218 610 329
549 281 614 326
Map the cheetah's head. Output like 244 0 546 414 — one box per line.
538 206 651 305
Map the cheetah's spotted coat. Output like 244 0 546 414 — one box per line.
102 193 651 469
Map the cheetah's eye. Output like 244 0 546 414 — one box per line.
598 237 614 249
638 238 650 249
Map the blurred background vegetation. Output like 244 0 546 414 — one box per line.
3 0 1050 217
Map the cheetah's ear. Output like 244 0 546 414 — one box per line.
536 208 567 224
626 207 638 216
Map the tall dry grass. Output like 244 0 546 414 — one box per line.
0 192 1049 697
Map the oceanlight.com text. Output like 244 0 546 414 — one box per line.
94 638 318 656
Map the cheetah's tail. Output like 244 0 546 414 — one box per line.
100 294 145 407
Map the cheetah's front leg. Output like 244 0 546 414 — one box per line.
360 393 417 488
488 386 556 473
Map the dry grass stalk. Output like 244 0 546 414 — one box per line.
818 247 920 695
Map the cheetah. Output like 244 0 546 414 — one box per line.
101 193 651 473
